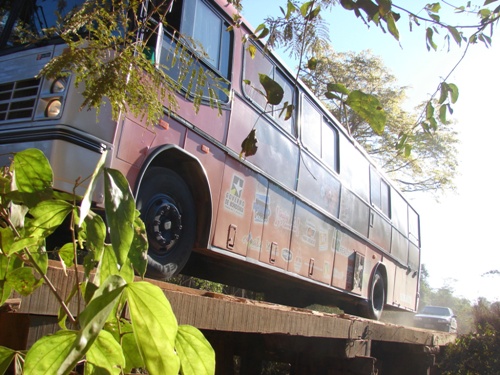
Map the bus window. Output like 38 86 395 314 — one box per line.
0 0 84 49
243 46 273 109
301 96 321 156
322 120 339 173
370 167 390 217
181 0 231 78
243 44 296 135
301 95 339 172
159 0 232 102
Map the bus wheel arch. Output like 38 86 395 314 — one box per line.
135 146 212 279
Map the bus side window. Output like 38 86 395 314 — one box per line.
370 167 390 217
322 120 339 173
243 44 296 136
301 96 321 156
180 0 232 78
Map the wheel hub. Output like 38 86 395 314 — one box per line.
145 195 182 253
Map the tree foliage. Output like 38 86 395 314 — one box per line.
0 149 215 374
38 0 226 126
300 49 459 193
244 0 499 157
439 299 500 374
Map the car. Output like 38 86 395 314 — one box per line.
413 306 457 333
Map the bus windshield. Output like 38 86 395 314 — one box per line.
0 0 84 50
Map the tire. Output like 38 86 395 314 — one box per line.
360 270 385 320
136 167 196 280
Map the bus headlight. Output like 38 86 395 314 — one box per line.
46 99 62 118
51 77 67 93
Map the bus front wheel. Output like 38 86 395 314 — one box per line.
137 167 196 280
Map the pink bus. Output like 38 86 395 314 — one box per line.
0 0 420 319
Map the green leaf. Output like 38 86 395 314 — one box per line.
59 275 126 374
484 0 498 5
58 243 76 269
426 27 437 51
346 90 387 135
0 346 16 374
12 149 53 193
253 24 269 39
126 281 180 375
307 57 318 70
119 321 145 372
128 211 148 278
326 82 350 95
240 129 258 158
385 13 400 41
7 236 39 256
258 73 284 106
439 104 448 123
438 82 449 104
404 143 412 158
447 26 462 46
340 0 356 10
300 1 313 17
286 0 296 18
28 200 73 238
103 168 135 268
447 83 459 103
176 325 215 375
426 102 435 120
325 92 342 100
79 150 107 227
97 244 120 285
5 267 43 296
24 330 78 375
247 44 256 59
85 330 125 375
30 247 49 275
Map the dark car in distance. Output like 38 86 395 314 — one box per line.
414 306 457 333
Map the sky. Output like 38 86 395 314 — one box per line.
241 0 500 302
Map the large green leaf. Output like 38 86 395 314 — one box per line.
24 330 78 375
5 267 43 296
58 275 127 374
126 282 180 375
85 330 125 375
79 151 107 227
103 168 135 268
258 74 284 106
28 200 73 238
346 90 387 135
0 346 16 374
128 211 148 278
12 149 53 193
118 321 145 373
176 325 215 375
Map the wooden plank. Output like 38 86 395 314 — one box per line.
13 263 456 348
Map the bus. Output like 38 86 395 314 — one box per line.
0 0 420 320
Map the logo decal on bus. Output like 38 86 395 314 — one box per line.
281 248 293 262
274 205 292 231
253 193 270 224
224 175 245 216
302 220 317 247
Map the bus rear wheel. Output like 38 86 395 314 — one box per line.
137 167 196 280
360 270 385 320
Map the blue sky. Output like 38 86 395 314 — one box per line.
242 0 500 302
